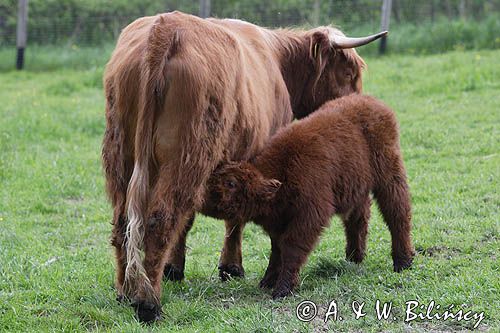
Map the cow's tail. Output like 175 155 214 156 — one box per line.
123 15 177 299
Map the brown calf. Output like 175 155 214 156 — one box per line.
203 94 415 298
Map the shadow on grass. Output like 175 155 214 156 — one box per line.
307 257 357 279
92 261 370 329
154 258 365 307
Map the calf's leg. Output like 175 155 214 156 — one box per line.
374 176 414 272
341 196 371 264
259 236 282 289
218 221 245 281
272 216 325 299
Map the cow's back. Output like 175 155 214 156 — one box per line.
105 12 292 166
154 13 293 162
211 18 294 158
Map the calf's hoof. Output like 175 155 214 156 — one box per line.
131 301 162 323
272 285 293 300
218 263 245 282
393 256 414 272
259 274 278 289
163 263 185 281
346 250 365 264
271 279 295 299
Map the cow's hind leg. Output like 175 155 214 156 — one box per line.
374 176 414 272
102 97 133 301
132 205 193 323
110 212 128 301
163 214 195 281
341 196 371 264
218 221 245 281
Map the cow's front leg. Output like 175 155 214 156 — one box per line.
163 215 195 281
218 220 245 281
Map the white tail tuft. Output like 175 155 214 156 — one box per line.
123 162 153 297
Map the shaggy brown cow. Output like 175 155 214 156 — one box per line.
204 95 415 299
102 11 385 321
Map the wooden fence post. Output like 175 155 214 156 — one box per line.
379 0 392 55
459 0 467 20
16 0 28 70
199 0 211 18
312 0 320 26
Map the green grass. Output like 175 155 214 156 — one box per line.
0 44 115 72
0 49 499 332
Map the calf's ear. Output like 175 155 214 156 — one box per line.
257 179 282 200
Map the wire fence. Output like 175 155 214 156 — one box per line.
1 0 499 47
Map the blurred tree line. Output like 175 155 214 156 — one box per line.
0 0 499 45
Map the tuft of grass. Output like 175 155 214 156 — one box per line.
0 49 499 331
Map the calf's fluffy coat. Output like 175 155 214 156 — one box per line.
203 94 415 298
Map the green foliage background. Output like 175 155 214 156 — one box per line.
1 0 499 54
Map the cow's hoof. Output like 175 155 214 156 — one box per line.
131 301 162 323
163 263 185 281
393 256 413 272
218 264 245 282
116 294 126 303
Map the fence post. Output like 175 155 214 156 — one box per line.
312 0 320 26
199 0 211 18
379 0 392 55
16 0 28 70
459 0 466 20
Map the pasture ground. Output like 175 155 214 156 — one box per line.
0 49 499 332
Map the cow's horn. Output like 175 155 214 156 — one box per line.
330 31 388 49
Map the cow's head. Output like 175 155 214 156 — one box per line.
204 162 281 222
292 28 386 119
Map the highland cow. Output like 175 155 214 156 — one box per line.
203 94 415 299
103 10 387 321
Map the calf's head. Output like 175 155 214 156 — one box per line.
205 162 281 222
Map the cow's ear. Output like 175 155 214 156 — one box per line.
309 30 331 73
256 179 282 200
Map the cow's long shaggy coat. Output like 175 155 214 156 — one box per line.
204 94 415 299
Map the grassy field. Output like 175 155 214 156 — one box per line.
0 49 499 332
